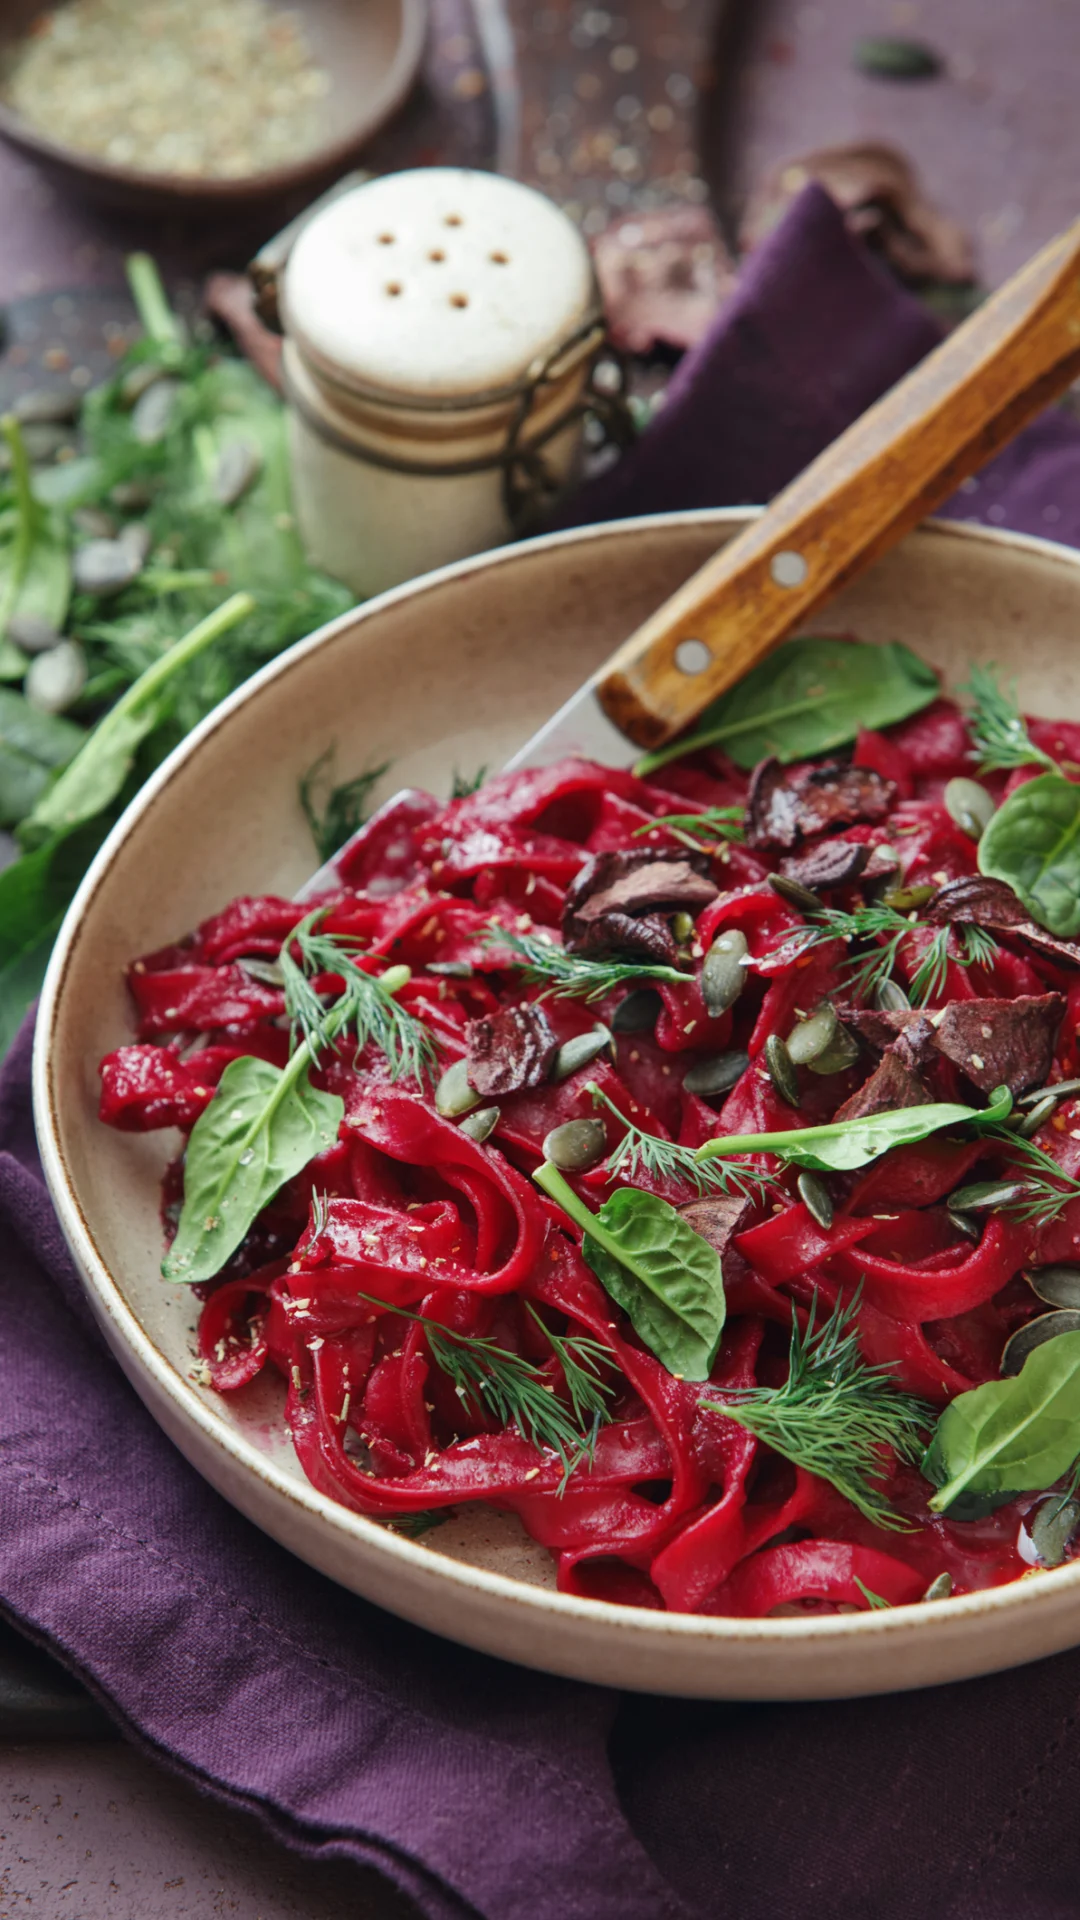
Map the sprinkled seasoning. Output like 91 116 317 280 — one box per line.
3 0 331 179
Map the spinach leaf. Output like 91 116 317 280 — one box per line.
533 1163 725 1380
635 637 939 776
0 816 114 1050
162 1050 345 1284
0 690 83 827
695 1087 1014 1174
22 591 254 844
978 773 1080 938
0 416 71 639
922 1329 1080 1516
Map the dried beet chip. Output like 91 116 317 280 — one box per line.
833 1050 929 1122
678 1194 752 1256
927 875 1080 970
932 994 1065 1097
746 757 895 851
465 1003 559 1097
890 1013 939 1076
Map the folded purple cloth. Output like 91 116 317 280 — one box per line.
7 184 1080 1920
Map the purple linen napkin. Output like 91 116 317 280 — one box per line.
8 182 1080 1920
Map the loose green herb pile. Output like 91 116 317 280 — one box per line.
102 629 1080 1612
0 254 352 1055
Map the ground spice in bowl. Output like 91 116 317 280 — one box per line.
2 0 332 180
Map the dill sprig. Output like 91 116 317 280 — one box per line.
344 1280 615 1484
451 765 488 798
633 806 746 849
775 906 999 1006
587 1082 778 1203
385 1510 450 1538
281 911 438 1086
982 1128 1080 1225
961 664 1058 776
299 749 391 862
854 1578 892 1610
486 927 688 1002
703 1293 932 1530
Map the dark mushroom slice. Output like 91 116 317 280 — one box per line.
777 838 871 892
833 1050 929 1122
746 756 895 852
925 874 1080 971
570 909 681 967
678 1193 752 1256
562 845 717 948
931 994 1065 1098
466 1003 559 1097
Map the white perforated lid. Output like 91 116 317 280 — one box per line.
282 168 596 402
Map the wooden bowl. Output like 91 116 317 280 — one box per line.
0 0 426 216
33 509 1080 1699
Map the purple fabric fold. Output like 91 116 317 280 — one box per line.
9 181 1080 1920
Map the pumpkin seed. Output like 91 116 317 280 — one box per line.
768 872 824 913
921 1572 953 1602
807 1026 861 1076
683 1049 750 1097
13 386 81 425
948 1178 1032 1215
701 928 748 1017
1028 1494 1080 1567
237 957 284 987
797 1169 833 1229
434 1058 481 1118
7 610 62 655
1018 1077 1080 1109
1016 1094 1058 1139
949 1209 981 1242
213 437 262 507
944 777 995 840
786 1002 838 1066
24 639 86 714
612 987 662 1033
120 362 169 409
459 1105 500 1143
73 537 143 596
853 33 941 78
543 1118 608 1171
764 1032 800 1108
552 1025 612 1082
1001 1310 1080 1377
428 960 475 979
874 976 912 1013
1024 1264 1080 1310
882 883 936 911
132 376 181 445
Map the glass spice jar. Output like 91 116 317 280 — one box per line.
279 168 618 596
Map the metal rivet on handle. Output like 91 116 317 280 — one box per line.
674 638 711 674
770 550 808 588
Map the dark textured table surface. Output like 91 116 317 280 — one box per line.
2 0 1076 1910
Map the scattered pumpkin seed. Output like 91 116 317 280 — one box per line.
434 1058 481 1118
1001 1310 1080 1377
807 1026 861 1076
428 960 475 979
1018 1077 1080 1109
701 928 748 1017
882 883 936 911
682 1049 750 1097
944 776 995 840
119 362 169 409
786 1002 838 1067
13 387 81 426
874 976 912 1013
612 987 662 1033
543 1117 608 1171
237 956 284 987
213 437 262 507
921 1572 953 1602
72 536 143 596
459 1105 500 1143
764 1032 800 1108
853 34 941 78
797 1169 834 1229
24 639 87 714
132 377 181 446
1016 1093 1058 1139
948 1178 1032 1215
7 610 62 655
1028 1494 1080 1567
552 1025 612 1082
768 872 824 913
1024 1264 1080 1310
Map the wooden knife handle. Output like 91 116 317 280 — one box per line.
596 218 1080 750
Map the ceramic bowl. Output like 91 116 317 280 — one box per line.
34 509 1080 1700
0 0 425 216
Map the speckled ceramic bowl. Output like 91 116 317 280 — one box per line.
34 509 1080 1699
